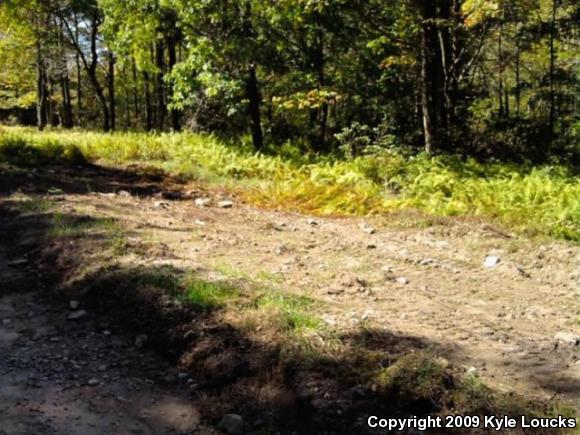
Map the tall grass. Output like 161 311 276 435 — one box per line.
1 126 578 241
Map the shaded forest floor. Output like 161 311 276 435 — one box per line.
0 159 578 434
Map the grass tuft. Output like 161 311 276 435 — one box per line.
182 276 241 310
253 292 322 333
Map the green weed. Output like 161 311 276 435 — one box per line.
254 292 322 333
14 197 54 214
182 276 241 310
47 213 120 239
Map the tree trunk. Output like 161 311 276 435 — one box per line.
515 35 521 116
91 74 110 131
314 24 328 153
167 35 181 131
549 0 557 136
155 41 166 130
246 65 264 151
418 2 439 153
437 1 454 133
61 74 73 128
143 71 153 131
123 65 131 129
107 50 116 131
498 10 504 116
61 14 109 131
132 59 139 124
48 79 57 127
36 41 48 130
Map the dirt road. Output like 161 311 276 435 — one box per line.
0 244 212 435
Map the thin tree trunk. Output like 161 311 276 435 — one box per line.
61 14 109 130
73 15 83 123
91 73 110 131
515 35 521 116
75 51 82 120
155 41 166 130
437 3 454 134
61 74 73 128
123 65 131 129
107 50 116 131
549 0 557 135
246 64 264 150
131 59 139 124
36 40 48 130
315 26 328 152
58 22 73 128
418 2 438 153
167 34 181 131
498 17 504 116
143 71 153 131
49 79 57 127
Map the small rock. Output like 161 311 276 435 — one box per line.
307 218 319 226
67 310 87 321
360 224 376 235
218 200 234 209
396 277 409 285
218 414 244 435
69 300 80 310
554 332 579 346
322 315 337 325
87 378 99 387
484 256 501 268
153 201 170 209
466 366 478 376
366 244 377 250
194 197 211 208
135 334 148 349
275 244 288 255
117 190 131 197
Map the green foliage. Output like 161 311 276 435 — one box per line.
0 2 36 110
182 276 241 310
0 134 87 166
47 214 119 239
253 292 322 333
372 353 450 402
2 127 578 241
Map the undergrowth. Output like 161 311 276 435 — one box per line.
1 126 578 241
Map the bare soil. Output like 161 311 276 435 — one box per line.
1 162 578 434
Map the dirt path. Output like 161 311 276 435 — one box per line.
66 166 580 407
59 178 579 408
0 244 213 435
1 163 579 432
